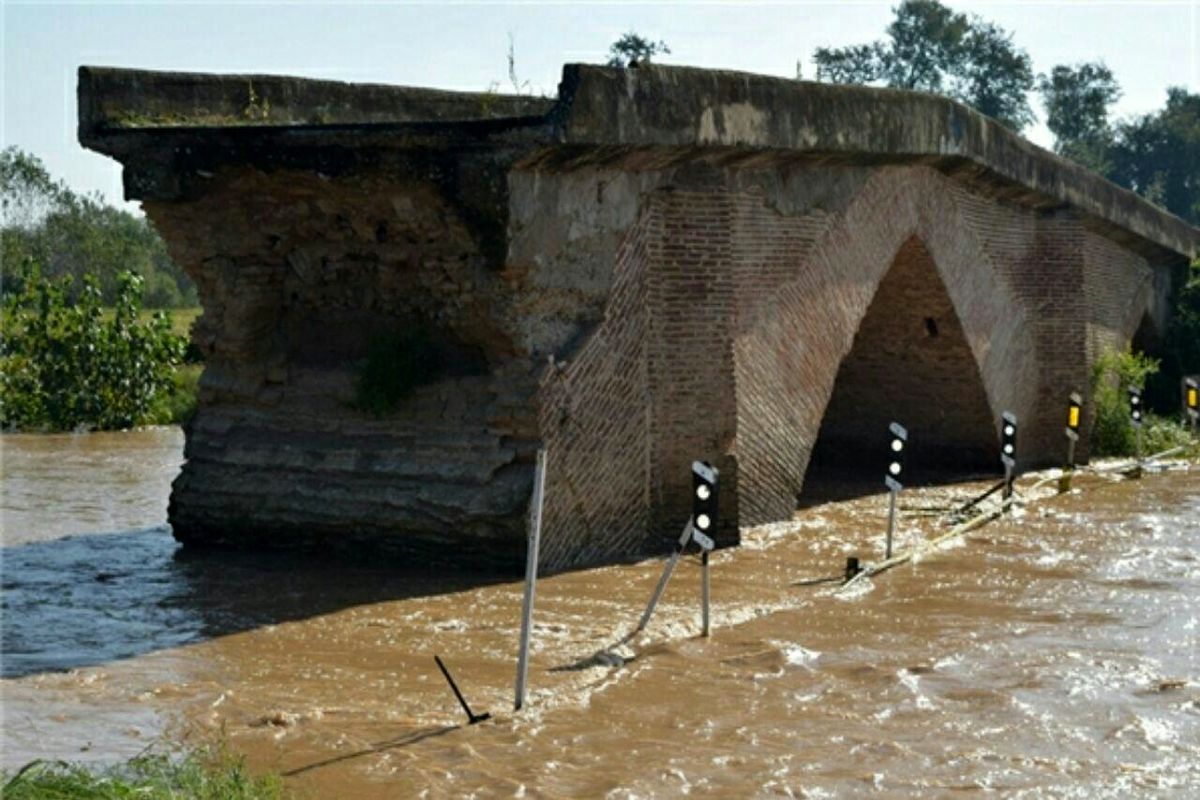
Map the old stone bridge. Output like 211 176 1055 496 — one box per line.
79 64 1199 572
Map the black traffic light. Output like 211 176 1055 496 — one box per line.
1187 378 1199 422
1128 387 1143 427
691 461 718 538
1000 412 1018 469
885 422 907 491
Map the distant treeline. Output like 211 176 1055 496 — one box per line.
811 1 1199 227
1 147 196 308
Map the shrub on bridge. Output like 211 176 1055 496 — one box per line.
0 268 187 431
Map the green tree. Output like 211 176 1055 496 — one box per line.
606 32 670 68
0 268 187 431
880 0 969 91
1 147 197 307
1106 88 1200 225
1037 62 1121 172
955 21 1034 131
814 0 1035 131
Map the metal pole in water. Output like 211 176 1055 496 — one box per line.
701 550 710 637
514 448 547 712
637 520 694 633
1002 462 1013 510
435 655 491 725
885 486 898 560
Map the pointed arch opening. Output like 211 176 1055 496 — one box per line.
1131 309 1173 412
800 236 998 504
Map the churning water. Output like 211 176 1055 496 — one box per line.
1 429 1197 797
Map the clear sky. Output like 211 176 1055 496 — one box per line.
2 0 1196 211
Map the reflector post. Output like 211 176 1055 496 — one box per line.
1000 412 1018 470
1061 392 1083 490
1000 412 1017 511
691 460 719 538
884 421 908 493
1066 392 1083 438
883 422 907 559
1185 378 1198 426
1128 387 1143 427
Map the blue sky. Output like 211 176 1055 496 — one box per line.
3 1 1197 211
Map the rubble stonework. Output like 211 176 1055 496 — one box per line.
78 63 1199 571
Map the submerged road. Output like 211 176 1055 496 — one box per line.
1 429 1197 797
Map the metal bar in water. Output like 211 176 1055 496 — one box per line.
701 550 710 638
435 655 490 725
1002 464 1014 513
952 479 1006 517
637 520 694 633
514 448 547 712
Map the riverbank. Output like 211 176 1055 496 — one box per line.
2 427 1196 797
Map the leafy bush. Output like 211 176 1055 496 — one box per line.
147 363 202 426
1090 346 1195 456
1 268 187 431
1 748 284 799
353 325 440 416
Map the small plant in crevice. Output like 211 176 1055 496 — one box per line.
353 324 441 417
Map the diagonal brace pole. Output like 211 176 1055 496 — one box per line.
636 520 694 633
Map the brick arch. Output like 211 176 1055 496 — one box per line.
733 167 1037 525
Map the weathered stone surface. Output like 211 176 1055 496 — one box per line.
78 63 1198 573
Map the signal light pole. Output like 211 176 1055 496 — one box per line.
1059 393 1083 494
692 461 718 637
1184 377 1197 432
884 422 907 560
637 461 718 636
1129 387 1144 466
1000 412 1018 512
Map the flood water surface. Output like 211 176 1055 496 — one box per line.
1 429 1197 797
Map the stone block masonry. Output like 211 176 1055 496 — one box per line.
79 63 1199 572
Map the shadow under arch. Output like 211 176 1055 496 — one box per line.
800 235 1000 505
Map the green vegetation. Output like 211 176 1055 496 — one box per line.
1090 348 1196 457
2 147 196 308
606 33 671 68
1 748 285 800
1 269 189 431
353 326 440 416
813 0 1035 130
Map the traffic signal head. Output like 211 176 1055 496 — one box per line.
1000 412 1018 467
1186 378 1198 418
885 422 907 490
1128 387 1143 427
692 461 719 535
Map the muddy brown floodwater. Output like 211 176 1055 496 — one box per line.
2 429 1198 797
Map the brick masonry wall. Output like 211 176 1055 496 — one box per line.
147 157 1169 572
533 163 1164 566
149 167 542 567
535 205 654 567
